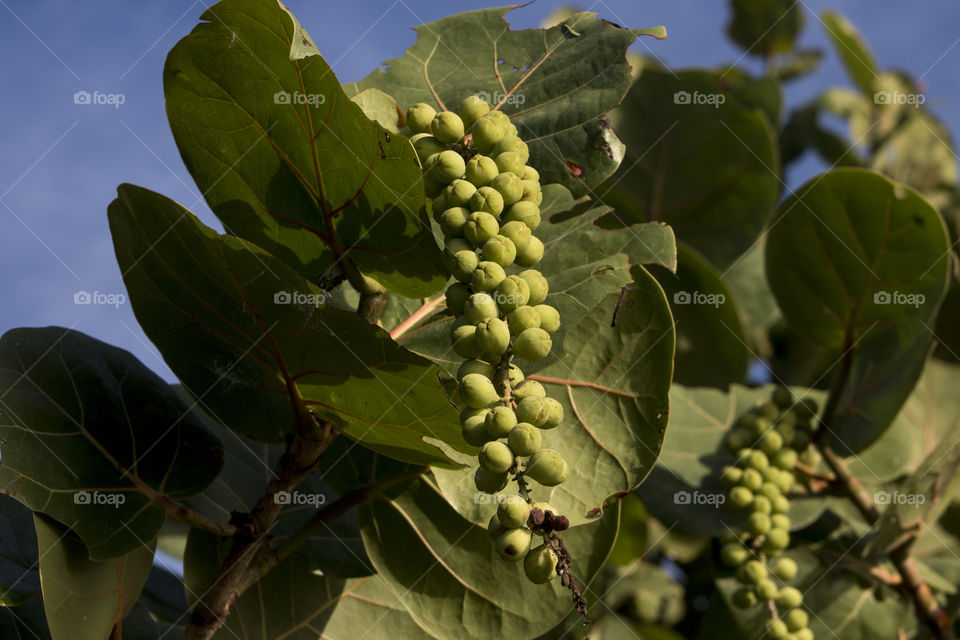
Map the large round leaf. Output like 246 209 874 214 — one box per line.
164 0 446 296
345 8 666 197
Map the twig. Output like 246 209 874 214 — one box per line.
390 295 445 340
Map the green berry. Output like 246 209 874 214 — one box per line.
756 578 779 601
495 527 531 561
752 495 772 514
499 220 532 252
540 397 564 429
721 465 744 487
729 486 754 509
766 620 790 638
763 528 790 552
521 165 539 181
525 449 568 486
794 629 814 640
725 427 752 453
516 396 548 427
428 149 466 183
784 609 808 632
492 135 530 163
771 514 791 530
742 449 770 472
464 292 499 323
464 211 500 247
445 282 471 315
732 587 758 609
502 200 541 230
475 318 510 355
508 423 542 456
490 172 523 206
772 495 790 514
451 324 481 359
469 186 505 217
458 95 490 129
479 440 514 473
748 511 772 536
760 430 784 457
720 542 751 567
737 559 767 584
474 466 508 493
520 179 542 204
795 397 819 420
485 405 518 437
534 305 560 333
465 154 499 187
411 133 447 162
514 235 544 267
471 261 507 292
774 469 795 493
487 513 504 538
514 327 552 361
497 495 531 528
523 544 557 583
495 151 525 176
444 246 479 283
431 111 465 143
439 207 469 238
471 115 507 154
776 586 803 609
461 409 493 446
406 103 437 134
494 275 531 313
508 306 541 336
460 406 490 427
741 468 764 491
772 386 794 410
791 429 812 451
481 235 517 267
518 270 549 305
513 380 546 400
772 557 798 581
773 448 798 470
448 179 478 207
460 373 499 409
760 482 781 501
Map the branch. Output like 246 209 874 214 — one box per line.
185 411 336 640
390 295 445 340
160 498 237 538
357 291 388 325
239 466 427 591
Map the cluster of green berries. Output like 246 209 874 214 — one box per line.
406 97 569 585
719 387 818 640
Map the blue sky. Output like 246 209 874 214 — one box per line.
1 0 958 381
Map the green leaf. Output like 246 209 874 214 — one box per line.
637 385 828 536
359 477 620 639
721 238 780 355
164 0 445 297
775 48 825 83
350 88 404 133
0 597 50 640
871 114 958 196
109 183 466 466
726 0 803 56
602 68 780 268
0 495 40 607
0 327 222 559
653 243 749 388
821 11 880 95
766 168 950 449
34 515 154 640
720 68 783 127
344 7 660 197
